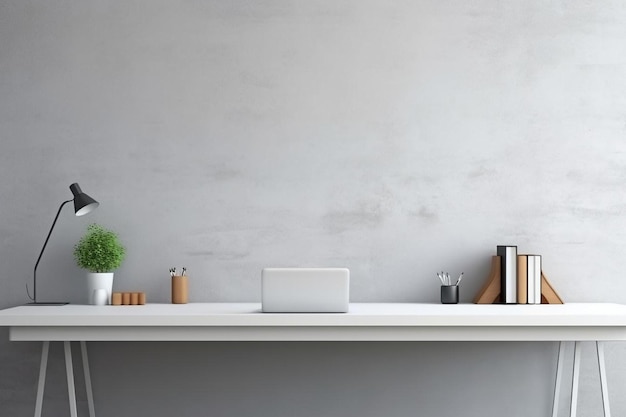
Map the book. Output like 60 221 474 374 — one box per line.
497 245 518 304
527 255 542 304
517 255 528 304
527 256 536 304
515 254 543 304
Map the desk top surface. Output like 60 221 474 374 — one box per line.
2 303 626 327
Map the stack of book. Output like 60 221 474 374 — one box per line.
517 254 542 304
497 245 542 305
473 248 563 305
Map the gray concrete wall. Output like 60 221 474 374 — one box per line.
1 1 626 416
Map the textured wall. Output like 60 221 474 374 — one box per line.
1 1 626 416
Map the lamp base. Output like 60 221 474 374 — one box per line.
26 302 70 306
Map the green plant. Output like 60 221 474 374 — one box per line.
74 224 126 273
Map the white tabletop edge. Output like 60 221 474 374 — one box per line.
1 302 626 327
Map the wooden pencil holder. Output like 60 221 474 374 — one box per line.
171 275 188 304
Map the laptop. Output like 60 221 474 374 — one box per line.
262 268 350 313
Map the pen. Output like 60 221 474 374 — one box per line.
455 272 464 286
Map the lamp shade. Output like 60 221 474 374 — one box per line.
70 183 99 216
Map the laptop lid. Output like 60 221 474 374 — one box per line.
262 268 350 313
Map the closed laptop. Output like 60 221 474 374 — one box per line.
262 268 350 313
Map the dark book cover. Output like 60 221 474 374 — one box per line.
497 245 518 304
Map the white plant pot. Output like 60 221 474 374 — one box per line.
86 272 114 305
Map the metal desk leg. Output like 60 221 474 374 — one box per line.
81 341 96 417
570 341 582 417
552 341 566 417
596 342 611 417
34 341 50 417
64 341 78 417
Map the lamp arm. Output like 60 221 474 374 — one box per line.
30 199 73 302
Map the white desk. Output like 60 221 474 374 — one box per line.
1 302 626 417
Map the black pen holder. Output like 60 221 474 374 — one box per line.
441 285 459 304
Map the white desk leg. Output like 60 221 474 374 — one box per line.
64 341 78 417
34 341 50 417
596 341 611 417
552 341 566 417
570 341 582 417
81 341 96 417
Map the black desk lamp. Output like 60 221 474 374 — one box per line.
27 183 99 305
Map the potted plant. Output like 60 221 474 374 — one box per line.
74 223 126 305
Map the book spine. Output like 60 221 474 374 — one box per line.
527 256 536 304
532 255 542 304
517 255 528 304
497 245 518 304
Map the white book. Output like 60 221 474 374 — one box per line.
531 255 542 305
526 255 542 305
527 256 536 304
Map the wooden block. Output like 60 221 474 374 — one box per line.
111 292 122 306
111 291 147 306
473 256 501 304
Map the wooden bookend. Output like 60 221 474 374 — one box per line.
540 272 563 304
473 256 501 304
473 256 564 304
